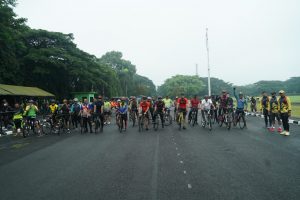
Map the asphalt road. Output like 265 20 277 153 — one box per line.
0 115 299 200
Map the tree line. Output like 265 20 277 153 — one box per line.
158 75 300 98
0 0 156 99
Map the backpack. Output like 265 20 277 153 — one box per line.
73 103 81 113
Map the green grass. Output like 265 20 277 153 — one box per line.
292 104 300 118
289 96 300 103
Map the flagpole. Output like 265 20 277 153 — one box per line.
206 28 211 96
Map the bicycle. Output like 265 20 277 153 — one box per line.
153 112 164 131
233 110 247 129
130 109 137 127
23 117 42 138
201 109 212 131
218 109 232 130
138 112 148 132
188 108 197 126
94 114 103 133
177 110 185 130
164 108 172 126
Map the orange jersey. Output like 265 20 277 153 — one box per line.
140 101 150 113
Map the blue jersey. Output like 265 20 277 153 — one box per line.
234 90 247 109
118 103 128 114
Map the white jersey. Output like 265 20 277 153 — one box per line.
201 99 213 110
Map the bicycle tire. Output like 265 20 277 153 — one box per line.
239 114 246 129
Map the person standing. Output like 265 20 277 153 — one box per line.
260 91 271 129
278 90 292 136
269 92 282 133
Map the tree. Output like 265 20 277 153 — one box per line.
158 75 205 98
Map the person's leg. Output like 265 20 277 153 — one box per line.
160 112 164 127
263 109 268 127
280 113 287 133
88 116 92 133
83 117 87 132
183 109 187 128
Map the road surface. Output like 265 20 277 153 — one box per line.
0 116 299 200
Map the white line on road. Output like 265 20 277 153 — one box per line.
180 161 184 164
177 153 180 156
175 147 178 150
188 184 192 189
183 170 187 174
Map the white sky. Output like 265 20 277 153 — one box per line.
15 0 300 86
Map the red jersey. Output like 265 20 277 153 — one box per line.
190 98 200 108
177 98 188 109
140 101 150 113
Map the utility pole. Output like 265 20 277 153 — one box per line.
206 28 211 96
196 64 199 77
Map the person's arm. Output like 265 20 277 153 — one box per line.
287 97 292 116
233 88 238 100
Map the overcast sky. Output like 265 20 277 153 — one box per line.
15 0 300 86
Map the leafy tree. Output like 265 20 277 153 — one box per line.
158 75 204 98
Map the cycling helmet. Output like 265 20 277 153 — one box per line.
158 96 162 100
147 97 152 100
117 99 121 102
239 92 243 95
50 99 56 103
73 98 78 102
142 96 147 100
204 95 209 99
28 99 34 103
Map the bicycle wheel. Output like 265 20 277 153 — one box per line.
227 115 232 130
208 115 212 131
22 123 30 138
138 116 142 132
131 112 136 127
218 115 224 127
239 114 246 129
192 112 197 126
119 117 123 133
178 113 183 130
154 116 159 131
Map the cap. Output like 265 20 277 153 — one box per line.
279 90 285 94
74 98 78 102
271 91 276 95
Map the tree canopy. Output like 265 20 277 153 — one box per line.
0 1 156 99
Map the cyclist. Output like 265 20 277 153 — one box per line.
139 96 150 130
278 90 292 136
211 95 219 123
176 93 188 129
201 95 215 125
94 96 104 132
128 96 138 124
233 88 247 127
269 92 282 133
103 97 112 125
60 99 71 133
153 96 165 128
260 91 271 129
147 97 154 122
70 98 81 129
188 95 200 124
80 98 93 133
218 90 229 121
13 103 24 136
117 97 128 131
49 99 58 124
163 96 173 117
24 100 41 136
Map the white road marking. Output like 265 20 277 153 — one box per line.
176 147 178 150
177 153 180 156
180 161 184 164
183 170 187 174
188 184 192 189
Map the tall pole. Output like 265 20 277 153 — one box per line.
196 64 198 77
206 28 211 96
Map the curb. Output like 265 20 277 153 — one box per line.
245 112 300 125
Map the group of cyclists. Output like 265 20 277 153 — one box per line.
0 87 292 137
